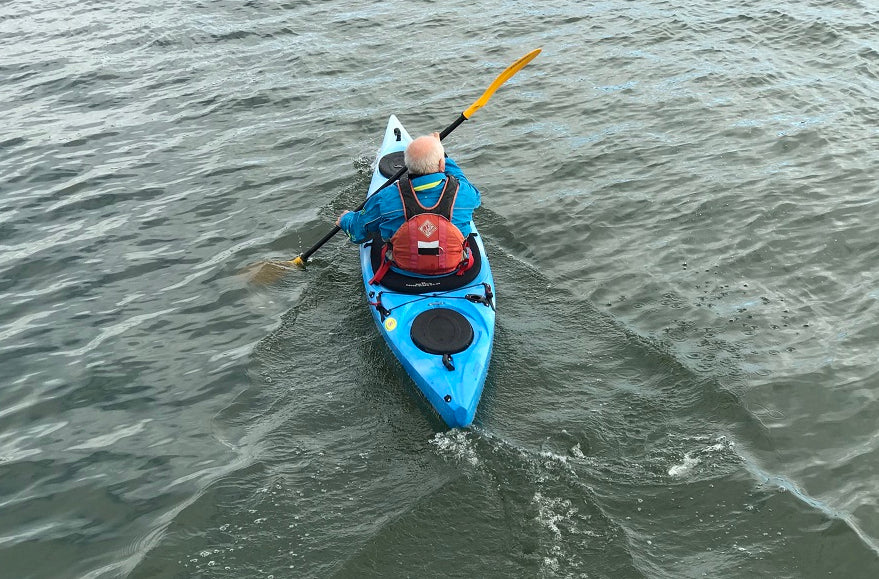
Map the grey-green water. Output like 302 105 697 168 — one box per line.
2 0 879 577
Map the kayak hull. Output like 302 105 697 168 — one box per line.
358 115 496 428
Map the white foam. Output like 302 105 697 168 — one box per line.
668 452 700 477
430 430 478 467
668 436 734 478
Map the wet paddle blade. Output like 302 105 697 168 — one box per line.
244 259 302 284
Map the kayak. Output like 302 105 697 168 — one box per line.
358 115 496 428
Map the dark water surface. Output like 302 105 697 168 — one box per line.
2 0 879 577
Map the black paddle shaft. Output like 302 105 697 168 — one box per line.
297 165 403 263
296 114 466 264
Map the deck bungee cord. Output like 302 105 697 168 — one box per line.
368 282 495 321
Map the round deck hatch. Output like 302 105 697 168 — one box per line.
378 151 405 179
410 308 473 355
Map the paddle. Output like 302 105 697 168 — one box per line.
248 48 541 283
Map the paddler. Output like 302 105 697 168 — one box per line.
336 132 481 281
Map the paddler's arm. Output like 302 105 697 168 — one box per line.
337 193 381 244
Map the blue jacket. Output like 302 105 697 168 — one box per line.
339 157 480 244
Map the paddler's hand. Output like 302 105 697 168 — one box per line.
336 210 350 227
431 131 449 160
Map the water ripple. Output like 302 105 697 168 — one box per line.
3 0 879 576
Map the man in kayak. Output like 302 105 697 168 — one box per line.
337 132 481 278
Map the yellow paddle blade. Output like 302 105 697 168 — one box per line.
243 258 304 284
462 48 541 119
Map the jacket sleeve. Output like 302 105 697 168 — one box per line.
444 156 481 209
339 193 382 244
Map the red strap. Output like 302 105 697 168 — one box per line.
369 244 392 285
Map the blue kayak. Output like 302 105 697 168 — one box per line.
357 115 496 428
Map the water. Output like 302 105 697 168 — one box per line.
2 0 878 576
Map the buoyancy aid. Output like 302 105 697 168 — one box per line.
386 174 468 275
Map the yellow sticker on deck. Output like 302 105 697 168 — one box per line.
384 318 397 331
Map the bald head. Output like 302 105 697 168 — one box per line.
405 133 445 175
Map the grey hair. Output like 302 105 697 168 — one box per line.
404 138 444 175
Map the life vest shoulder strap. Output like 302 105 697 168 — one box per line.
397 174 460 221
